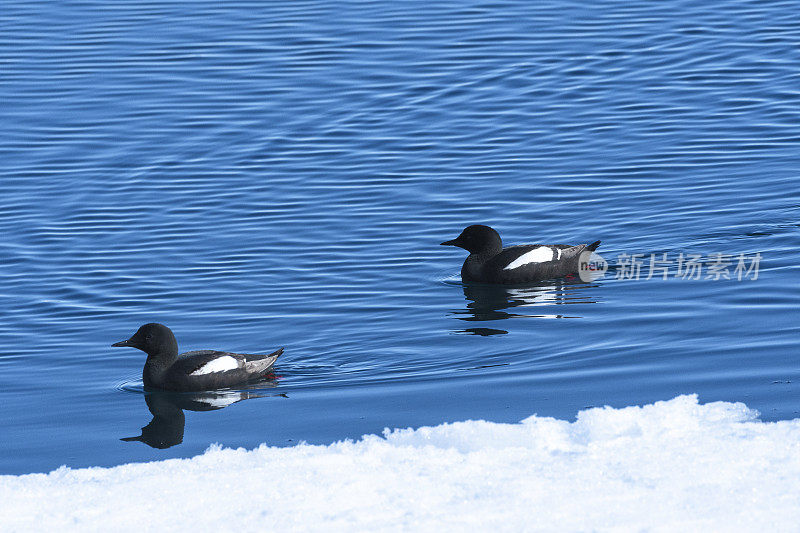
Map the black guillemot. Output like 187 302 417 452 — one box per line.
112 323 282 392
441 224 601 284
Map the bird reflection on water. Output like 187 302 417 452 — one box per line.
122 384 280 449
450 279 600 335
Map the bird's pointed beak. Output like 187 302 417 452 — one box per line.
120 435 143 442
112 338 132 348
440 239 458 246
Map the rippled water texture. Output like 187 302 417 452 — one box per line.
1 0 799 473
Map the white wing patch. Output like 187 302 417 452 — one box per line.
503 247 554 270
190 355 239 376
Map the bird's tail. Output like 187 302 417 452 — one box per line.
244 347 282 376
246 347 283 360
265 347 284 359
585 240 601 252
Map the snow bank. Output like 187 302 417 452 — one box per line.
3 395 800 532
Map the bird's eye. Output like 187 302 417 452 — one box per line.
145 334 152 340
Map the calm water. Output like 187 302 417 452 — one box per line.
2 0 799 474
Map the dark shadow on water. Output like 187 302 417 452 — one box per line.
457 327 509 336
450 278 600 328
122 381 281 449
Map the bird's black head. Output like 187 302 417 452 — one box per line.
112 323 179 358
441 225 502 255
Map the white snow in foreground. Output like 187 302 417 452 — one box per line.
3 395 800 532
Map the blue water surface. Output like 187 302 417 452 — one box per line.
1 0 799 474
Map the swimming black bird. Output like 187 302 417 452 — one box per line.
441 224 601 284
112 323 282 392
